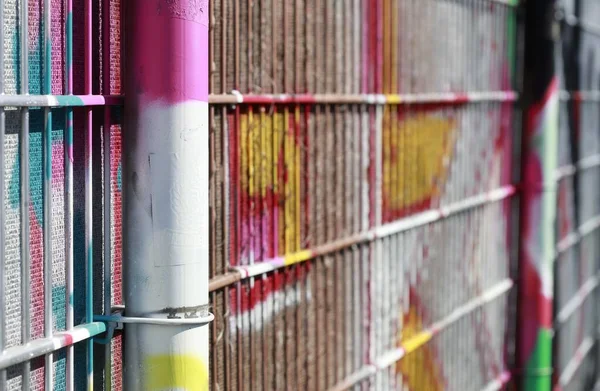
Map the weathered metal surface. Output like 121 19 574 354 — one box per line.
2 0 600 390
208 0 519 390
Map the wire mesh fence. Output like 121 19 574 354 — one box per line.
552 0 600 389
207 0 519 389
3 0 600 390
0 0 123 390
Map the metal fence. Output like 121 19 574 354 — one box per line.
552 0 600 389
0 0 600 390
0 0 123 389
207 0 519 389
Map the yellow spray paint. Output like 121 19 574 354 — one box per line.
239 109 302 255
382 112 456 213
397 305 444 391
380 0 456 215
145 354 209 391
382 0 398 96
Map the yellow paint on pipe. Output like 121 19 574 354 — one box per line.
145 354 209 391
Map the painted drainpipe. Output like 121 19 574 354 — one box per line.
517 0 559 389
122 1 211 390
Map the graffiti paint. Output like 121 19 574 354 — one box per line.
396 300 445 391
235 110 302 264
382 109 457 220
229 273 312 331
520 75 559 390
145 354 209 391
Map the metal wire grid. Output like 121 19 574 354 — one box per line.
0 0 122 390
208 0 520 389
553 136 600 390
553 0 600 388
0 1 527 390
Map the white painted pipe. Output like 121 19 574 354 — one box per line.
123 1 210 389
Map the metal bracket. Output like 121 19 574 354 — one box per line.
93 307 214 345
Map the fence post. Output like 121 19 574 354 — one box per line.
122 1 211 390
517 0 560 389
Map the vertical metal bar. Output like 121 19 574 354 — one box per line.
84 0 94 387
43 0 54 387
373 0 384 384
19 0 31 388
102 0 112 389
559 0 582 386
226 0 234 387
64 0 75 389
0 0 6 387
123 1 211 389
517 0 559 388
